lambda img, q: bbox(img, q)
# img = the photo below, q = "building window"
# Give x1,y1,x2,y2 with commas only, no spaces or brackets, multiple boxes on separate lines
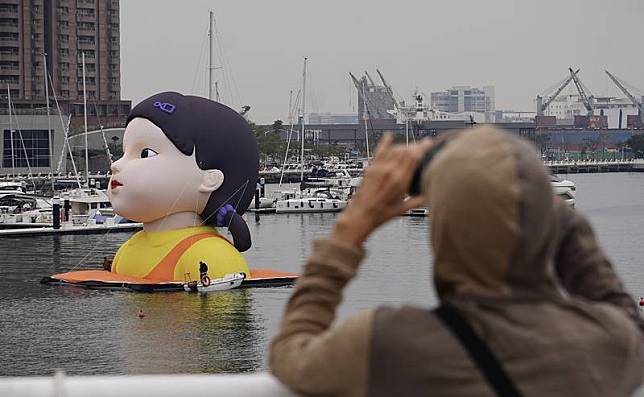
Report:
58,34,69,43
0,47,18,55
58,48,69,57
0,32,19,41
76,8,95,17
77,21,95,31
0,4,18,12
3,129,51,168
79,49,95,59
77,35,95,45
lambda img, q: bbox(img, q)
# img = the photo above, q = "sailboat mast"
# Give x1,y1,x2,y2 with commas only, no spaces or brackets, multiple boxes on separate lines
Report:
82,52,89,186
300,57,307,183
208,10,215,101
7,84,15,176
43,52,54,190
362,83,370,159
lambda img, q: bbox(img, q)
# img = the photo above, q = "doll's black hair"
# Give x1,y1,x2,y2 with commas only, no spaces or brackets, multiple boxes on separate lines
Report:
126,92,258,252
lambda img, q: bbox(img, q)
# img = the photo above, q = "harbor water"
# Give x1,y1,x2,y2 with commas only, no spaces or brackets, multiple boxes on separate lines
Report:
1,173,644,378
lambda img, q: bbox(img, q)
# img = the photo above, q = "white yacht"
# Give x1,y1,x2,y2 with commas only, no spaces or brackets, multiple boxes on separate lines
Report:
275,189,347,214
0,181,27,195
551,175,576,207
0,193,53,226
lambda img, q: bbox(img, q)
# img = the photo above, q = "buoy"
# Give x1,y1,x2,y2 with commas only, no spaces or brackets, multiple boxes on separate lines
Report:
137,310,145,318
639,297,644,307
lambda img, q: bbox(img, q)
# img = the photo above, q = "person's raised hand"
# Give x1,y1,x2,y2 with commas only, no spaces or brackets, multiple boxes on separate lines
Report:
332,133,434,248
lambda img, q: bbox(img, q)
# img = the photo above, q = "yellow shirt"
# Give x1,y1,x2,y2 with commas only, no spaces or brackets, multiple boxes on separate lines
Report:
112,226,249,282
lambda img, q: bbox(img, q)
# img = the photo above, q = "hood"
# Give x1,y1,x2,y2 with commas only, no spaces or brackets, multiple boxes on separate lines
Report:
422,126,560,300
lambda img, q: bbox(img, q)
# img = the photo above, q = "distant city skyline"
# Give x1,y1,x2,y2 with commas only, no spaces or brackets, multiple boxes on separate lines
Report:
120,0,644,124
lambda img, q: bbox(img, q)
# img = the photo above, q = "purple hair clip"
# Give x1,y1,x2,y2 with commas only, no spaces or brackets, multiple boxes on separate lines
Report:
153,101,176,114
216,204,236,227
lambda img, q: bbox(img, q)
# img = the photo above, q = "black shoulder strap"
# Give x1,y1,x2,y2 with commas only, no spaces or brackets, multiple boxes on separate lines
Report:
434,304,523,397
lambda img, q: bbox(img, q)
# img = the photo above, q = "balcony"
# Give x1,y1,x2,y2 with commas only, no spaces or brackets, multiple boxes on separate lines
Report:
0,66,19,74
76,12,96,22
77,27,96,36
0,10,19,19
0,23,19,33
0,38,18,45
0,79,19,88
77,41,95,50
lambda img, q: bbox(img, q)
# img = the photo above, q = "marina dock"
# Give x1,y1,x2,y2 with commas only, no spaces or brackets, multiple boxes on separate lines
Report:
0,222,142,237
545,159,644,174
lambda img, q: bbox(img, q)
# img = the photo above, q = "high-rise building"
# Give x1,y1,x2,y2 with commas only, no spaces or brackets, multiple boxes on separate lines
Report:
0,0,130,175
431,86,495,114
0,0,130,128
1,0,122,101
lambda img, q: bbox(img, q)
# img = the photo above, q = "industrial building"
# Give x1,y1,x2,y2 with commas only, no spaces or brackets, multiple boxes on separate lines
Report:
430,86,495,120
308,113,358,124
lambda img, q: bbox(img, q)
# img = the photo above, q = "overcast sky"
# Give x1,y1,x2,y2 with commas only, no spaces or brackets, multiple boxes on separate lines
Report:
120,0,644,124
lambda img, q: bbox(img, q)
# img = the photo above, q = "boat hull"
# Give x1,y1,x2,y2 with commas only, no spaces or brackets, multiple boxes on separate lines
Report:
275,198,346,214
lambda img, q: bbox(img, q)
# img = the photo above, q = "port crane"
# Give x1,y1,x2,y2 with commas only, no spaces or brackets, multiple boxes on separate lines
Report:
604,70,643,122
569,67,595,115
536,69,579,116
376,69,400,109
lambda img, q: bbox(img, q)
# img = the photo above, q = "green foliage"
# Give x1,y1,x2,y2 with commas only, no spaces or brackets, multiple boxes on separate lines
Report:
626,134,644,158
254,120,286,165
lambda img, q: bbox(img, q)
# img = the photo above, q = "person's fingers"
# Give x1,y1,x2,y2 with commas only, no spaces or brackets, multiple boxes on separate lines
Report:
394,196,426,214
373,133,393,160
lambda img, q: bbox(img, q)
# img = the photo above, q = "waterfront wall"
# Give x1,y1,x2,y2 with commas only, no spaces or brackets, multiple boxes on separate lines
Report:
0,372,297,397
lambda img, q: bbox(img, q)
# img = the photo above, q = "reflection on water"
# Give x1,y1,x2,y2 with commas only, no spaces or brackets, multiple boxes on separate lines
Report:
1,174,644,376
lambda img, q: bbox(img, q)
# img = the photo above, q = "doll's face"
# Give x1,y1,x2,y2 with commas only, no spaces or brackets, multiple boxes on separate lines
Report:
108,118,224,223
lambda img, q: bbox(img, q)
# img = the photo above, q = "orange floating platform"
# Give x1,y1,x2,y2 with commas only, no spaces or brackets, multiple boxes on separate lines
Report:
40,268,298,292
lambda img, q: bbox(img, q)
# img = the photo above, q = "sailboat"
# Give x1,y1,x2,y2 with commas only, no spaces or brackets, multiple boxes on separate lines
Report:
274,58,348,214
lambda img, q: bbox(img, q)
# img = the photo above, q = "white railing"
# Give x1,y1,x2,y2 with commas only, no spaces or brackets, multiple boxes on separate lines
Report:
544,159,638,166
0,372,298,397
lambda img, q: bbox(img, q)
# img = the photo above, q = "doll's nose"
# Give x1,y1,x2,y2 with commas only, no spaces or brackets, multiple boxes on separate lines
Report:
110,157,123,174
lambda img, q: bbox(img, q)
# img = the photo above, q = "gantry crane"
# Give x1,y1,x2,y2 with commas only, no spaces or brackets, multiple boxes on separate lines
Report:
569,67,595,115
605,70,643,122
376,69,399,109
536,69,579,116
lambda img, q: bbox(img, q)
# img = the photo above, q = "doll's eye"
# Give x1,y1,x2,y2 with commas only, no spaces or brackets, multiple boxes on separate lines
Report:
140,148,158,158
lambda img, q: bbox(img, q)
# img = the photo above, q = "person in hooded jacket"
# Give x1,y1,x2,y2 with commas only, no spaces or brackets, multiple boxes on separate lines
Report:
269,126,644,397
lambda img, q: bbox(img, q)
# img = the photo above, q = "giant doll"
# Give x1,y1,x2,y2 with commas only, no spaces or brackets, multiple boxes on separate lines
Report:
107,92,258,282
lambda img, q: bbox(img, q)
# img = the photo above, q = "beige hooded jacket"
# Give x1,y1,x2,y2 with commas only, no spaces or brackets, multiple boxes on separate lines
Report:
270,126,644,397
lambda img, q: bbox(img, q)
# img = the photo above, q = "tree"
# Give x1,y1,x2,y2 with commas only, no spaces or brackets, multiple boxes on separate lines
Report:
253,121,285,166
626,134,644,158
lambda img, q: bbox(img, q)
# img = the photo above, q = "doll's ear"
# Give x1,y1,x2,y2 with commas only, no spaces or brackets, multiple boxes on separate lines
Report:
199,169,225,193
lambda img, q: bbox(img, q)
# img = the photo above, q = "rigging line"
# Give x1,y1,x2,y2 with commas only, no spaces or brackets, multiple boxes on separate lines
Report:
199,179,250,226
91,99,114,164
47,71,70,172
67,224,117,271
48,72,81,186
153,175,194,233
9,102,36,191
213,17,241,107
280,89,301,186
191,26,209,94
69,171,193,271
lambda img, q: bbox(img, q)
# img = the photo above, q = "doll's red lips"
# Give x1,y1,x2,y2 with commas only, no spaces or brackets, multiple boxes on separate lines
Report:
110,179,123,189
